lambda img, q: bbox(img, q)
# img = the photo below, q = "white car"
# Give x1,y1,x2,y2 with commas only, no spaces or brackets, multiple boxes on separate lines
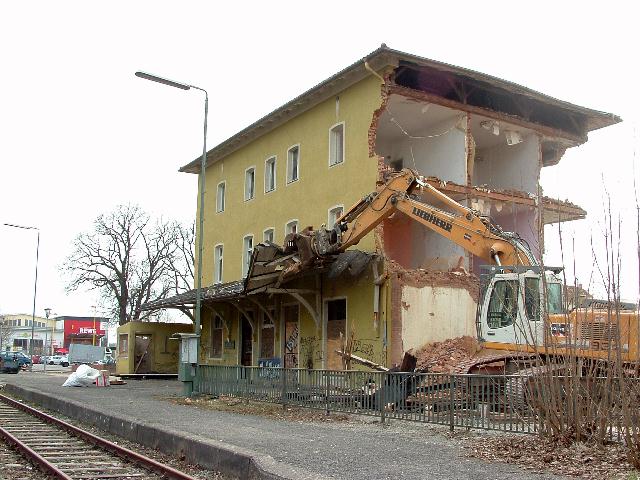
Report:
47,355,69,367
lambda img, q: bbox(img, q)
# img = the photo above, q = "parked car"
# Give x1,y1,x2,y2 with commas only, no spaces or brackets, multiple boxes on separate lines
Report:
0,353,20,373
12,352,32,368
47,355,69,367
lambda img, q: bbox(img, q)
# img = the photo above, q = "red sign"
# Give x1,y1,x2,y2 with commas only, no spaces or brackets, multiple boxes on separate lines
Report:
65,320,105,336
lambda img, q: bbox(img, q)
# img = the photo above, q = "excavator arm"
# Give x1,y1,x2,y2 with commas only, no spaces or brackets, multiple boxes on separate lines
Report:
313,169,536,267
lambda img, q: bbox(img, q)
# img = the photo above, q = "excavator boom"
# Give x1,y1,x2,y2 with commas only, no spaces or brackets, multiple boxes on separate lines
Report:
314,169,536,267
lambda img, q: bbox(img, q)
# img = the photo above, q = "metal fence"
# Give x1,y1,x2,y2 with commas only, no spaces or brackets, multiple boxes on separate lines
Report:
195,365,544,434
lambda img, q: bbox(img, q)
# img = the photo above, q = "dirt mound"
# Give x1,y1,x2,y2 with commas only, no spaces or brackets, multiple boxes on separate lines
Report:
410,336,481,373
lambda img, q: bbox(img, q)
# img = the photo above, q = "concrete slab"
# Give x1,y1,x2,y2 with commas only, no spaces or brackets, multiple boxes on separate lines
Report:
0,372,565,480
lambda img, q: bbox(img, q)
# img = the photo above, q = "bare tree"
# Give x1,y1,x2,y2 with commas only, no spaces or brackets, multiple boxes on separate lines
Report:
166,222,195,321
0,314,17,351
63,205,194,325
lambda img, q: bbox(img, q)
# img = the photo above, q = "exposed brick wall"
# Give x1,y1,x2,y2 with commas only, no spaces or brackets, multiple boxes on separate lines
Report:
389,271,404,367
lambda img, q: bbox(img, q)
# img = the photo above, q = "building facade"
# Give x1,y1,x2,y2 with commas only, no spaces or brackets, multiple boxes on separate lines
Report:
56,316,108,350
0,314,61,355
146,46,618,370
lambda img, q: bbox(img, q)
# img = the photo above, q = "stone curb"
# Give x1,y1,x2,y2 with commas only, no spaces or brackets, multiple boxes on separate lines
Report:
2,383,328,480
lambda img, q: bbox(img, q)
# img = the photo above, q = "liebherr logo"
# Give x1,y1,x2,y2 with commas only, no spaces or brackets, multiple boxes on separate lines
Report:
412,207,453,232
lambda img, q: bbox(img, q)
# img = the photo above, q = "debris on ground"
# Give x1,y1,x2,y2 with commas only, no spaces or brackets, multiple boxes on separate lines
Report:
410,336,481,373
166,395,350,423
465,434,638,479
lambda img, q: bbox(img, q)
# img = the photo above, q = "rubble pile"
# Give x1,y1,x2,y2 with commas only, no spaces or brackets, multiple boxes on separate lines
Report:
411,336,481,373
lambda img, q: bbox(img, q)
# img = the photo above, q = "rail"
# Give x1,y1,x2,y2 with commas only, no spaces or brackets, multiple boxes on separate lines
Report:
0,393,197,479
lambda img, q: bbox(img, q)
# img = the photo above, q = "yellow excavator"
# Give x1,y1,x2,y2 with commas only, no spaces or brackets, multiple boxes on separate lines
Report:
250,168,638,369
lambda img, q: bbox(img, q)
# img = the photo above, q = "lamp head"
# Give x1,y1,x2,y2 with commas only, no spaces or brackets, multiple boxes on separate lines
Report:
135,71,191,90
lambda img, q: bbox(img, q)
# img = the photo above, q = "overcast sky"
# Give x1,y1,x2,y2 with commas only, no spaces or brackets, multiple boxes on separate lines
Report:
1,1,638,319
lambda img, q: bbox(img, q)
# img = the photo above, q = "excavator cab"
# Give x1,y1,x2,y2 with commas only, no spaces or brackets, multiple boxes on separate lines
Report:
477,266,564,348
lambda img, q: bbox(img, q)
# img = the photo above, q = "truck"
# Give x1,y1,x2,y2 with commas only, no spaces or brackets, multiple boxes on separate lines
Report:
68,344,113,365
248,168,638,372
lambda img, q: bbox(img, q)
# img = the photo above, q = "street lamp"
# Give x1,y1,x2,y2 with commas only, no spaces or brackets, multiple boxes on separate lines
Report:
3,223,39,370
135,71,208,351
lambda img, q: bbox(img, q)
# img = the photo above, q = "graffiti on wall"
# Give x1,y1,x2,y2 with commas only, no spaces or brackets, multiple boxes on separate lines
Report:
299,335,323,368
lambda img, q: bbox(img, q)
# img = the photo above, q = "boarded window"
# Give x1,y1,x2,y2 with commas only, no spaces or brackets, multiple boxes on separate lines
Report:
326,299,346,370
260,313,275,359
211,316,223,358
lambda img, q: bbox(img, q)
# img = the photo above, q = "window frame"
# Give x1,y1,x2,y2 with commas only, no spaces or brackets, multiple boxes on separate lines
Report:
284,219,299,237
216,181,226,213
263,227,275,244
118,334,129,356
242,234,254,278
286,144,300,184
328,122,345,167
327,204,345,228
214,243,224,284
244,166,256,202
264,156,277,193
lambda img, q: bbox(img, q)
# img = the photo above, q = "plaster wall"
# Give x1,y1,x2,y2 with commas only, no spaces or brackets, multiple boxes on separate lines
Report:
473,134,540,194
198,75,383,285
400,285,477,352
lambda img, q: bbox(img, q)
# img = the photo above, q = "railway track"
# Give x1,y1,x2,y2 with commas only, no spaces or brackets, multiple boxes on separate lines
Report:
0,393,198,479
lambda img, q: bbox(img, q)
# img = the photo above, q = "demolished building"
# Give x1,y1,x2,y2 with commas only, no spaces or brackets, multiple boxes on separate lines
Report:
142,45,619,370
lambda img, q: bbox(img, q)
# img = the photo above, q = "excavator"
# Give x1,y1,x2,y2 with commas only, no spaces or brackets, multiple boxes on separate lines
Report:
248,168,638,370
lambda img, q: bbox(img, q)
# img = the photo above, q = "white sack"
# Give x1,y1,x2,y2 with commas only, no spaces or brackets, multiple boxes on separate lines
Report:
62,364,101,387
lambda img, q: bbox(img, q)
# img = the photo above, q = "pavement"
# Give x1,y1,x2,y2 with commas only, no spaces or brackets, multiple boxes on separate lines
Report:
0,371,565,480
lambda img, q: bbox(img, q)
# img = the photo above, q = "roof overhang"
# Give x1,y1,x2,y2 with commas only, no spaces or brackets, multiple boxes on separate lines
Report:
180,45,620,174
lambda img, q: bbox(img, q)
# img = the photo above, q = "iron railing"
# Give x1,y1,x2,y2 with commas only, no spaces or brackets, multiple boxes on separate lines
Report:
195,365,550,434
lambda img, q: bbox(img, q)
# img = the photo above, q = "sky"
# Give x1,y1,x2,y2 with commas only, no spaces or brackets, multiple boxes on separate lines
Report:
0,1,638,320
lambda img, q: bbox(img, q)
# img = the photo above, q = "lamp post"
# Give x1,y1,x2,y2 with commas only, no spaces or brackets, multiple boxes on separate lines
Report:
3,223,39,371
135,71,207,357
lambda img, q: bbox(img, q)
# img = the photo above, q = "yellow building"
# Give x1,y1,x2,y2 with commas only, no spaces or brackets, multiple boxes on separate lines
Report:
146,45,618,370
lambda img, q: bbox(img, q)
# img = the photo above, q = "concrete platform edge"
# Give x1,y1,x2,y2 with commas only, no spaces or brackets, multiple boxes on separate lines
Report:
2,382,327,480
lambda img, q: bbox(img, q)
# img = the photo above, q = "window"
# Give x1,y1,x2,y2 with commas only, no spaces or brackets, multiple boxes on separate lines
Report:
265,156,276,193
119,334,128,355
328,205,344,227
214,244,223,284
329,123,345,166
285,220,298,236
260,312,275,359
547,283,564,314
263,228,275,243
216,182,226,213
244,167,255,201
287,145,299,183
210,315,224,358
242,235,253,277
525,277,540,321
487,280,519,329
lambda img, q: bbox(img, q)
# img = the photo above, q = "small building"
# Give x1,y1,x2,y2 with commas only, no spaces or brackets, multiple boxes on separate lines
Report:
116,321,193,375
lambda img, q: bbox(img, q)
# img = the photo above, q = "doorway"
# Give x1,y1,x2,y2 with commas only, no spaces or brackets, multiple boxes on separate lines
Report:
134,334,153,373
326,298,347,370
240,315,253,366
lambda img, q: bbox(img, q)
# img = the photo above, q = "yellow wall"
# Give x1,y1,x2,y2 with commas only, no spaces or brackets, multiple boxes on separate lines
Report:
200,269,389,369
116,322,193,374
197,75,383,285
